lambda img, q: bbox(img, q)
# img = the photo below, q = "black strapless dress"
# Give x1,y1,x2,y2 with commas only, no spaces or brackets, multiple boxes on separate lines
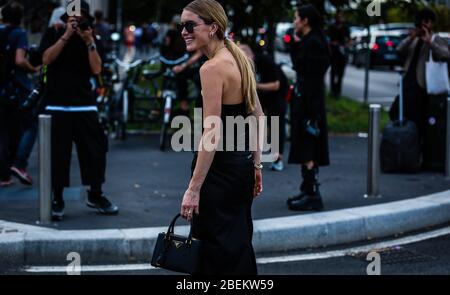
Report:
191,103,257,275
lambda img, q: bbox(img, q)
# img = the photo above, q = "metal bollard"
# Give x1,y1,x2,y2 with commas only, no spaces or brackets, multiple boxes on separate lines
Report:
365,105,382,198
38,115,52,224
446,97,450,179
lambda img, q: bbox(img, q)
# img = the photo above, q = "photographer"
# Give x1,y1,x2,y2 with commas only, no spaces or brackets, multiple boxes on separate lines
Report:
396,8,450,150
40,0,118,221
0,1,40,187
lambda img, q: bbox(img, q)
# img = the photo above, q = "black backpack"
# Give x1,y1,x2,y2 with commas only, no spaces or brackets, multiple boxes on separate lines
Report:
0,26,16,87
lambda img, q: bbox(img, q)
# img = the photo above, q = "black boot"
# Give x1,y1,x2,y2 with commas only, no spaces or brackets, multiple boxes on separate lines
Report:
286,179,308,206
286,166,313,206
288,167,324,212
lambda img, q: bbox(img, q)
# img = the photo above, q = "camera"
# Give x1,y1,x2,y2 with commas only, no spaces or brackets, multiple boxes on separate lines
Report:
78,18,92,31
21,69,46,111
70,18,92,31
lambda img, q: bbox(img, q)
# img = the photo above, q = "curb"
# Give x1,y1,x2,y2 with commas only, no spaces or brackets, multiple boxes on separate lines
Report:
1,191,449,267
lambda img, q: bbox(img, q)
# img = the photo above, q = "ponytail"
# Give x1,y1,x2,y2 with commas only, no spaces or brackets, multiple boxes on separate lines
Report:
224,39,258,113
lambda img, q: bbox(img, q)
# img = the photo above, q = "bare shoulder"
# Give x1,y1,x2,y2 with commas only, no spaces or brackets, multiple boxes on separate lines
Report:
201,58,232,76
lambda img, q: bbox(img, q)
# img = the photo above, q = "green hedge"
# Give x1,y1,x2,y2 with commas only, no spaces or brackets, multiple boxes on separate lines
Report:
326,95,390,134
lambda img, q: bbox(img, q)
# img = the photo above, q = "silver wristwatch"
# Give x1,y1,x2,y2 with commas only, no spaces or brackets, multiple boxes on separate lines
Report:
254,163,263,171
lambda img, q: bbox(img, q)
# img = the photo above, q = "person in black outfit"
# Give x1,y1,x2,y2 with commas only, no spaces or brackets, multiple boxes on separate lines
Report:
0,1,40,187
287,5,330,212
328,11,350,99
179,0,265,275
239,43,288,172
40,0,118,221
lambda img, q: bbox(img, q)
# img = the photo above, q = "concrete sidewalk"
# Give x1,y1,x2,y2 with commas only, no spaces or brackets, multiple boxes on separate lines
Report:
0,135,449,267
1,191,449,266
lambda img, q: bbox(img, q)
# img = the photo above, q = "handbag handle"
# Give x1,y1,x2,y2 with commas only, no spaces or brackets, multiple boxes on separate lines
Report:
165,214,194,242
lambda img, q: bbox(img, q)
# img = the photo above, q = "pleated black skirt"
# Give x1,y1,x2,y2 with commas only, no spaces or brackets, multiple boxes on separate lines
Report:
191,151,257,275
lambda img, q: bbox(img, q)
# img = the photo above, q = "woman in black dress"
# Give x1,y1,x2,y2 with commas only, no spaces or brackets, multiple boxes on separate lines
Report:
179,0,264,275
287,5,331,212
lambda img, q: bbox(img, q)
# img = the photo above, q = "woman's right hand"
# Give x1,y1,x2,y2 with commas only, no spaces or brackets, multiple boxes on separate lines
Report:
254,170,263,198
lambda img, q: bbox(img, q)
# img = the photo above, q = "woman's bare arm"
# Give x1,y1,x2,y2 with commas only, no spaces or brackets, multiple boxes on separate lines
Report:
188,62,223,193
251,93,265,166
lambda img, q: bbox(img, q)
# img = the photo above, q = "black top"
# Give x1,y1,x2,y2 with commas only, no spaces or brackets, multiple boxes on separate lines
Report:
254,53,280,102
39,27,96,107
290,29,330,118
255,54,279,85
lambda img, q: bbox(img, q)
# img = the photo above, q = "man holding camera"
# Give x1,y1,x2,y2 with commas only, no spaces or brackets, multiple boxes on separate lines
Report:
40,0,118,221
396,8,450,142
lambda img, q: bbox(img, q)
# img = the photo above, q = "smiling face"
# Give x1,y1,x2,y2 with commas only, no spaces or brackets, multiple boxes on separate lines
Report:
180,9,213,52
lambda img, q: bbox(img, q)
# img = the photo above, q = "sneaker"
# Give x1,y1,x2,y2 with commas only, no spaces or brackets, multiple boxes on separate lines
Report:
271,160,284,172
87,193,119,215
0,178,14,187
52,201,65,222
10,167,33,186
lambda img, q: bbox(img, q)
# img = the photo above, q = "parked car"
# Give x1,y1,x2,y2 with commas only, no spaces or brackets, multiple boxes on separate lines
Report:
353,31,405,69
275,22,295,52
350,23,413,67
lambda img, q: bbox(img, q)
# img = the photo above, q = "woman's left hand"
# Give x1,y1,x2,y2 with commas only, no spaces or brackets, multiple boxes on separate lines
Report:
181,188,200,222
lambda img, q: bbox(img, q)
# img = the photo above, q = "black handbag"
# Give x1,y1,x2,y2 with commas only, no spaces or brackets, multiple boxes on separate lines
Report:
151,214,201,274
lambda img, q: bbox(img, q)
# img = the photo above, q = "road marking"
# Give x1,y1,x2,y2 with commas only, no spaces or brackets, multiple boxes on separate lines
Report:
23,226,450,273
25,264,157,273
257,226,450,264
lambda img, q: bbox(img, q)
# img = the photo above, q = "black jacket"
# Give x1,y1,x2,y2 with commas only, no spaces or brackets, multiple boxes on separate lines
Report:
288,29,330,166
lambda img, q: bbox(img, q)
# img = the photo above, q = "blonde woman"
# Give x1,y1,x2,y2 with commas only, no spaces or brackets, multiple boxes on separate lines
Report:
179,0,264,275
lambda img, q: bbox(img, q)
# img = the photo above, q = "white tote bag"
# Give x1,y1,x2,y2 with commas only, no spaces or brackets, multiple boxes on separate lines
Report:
426,35,450,95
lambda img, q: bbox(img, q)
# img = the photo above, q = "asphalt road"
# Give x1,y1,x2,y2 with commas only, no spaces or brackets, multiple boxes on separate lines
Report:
2,226,450,275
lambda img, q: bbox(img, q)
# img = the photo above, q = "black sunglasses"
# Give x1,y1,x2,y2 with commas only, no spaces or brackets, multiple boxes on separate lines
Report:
177,21,209,34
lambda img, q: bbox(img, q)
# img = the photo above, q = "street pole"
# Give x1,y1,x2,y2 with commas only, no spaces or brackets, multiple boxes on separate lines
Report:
363,25,371,105
365,104,381,198
445,97,450,179
116,0,123,33
38,115,52,225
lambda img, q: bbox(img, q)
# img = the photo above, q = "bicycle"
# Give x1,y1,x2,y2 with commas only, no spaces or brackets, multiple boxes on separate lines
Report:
112,53,195,151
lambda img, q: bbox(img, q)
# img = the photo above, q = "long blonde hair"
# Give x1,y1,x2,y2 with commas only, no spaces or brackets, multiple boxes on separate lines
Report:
185,0,258,113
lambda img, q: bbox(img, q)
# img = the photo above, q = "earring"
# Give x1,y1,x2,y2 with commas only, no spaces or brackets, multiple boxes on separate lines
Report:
210,32,214,38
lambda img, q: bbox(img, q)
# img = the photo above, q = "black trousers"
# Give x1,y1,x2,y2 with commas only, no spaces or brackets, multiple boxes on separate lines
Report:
0,104,22,180
330,46,347,97
47,111,108,189
260,95,287,156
